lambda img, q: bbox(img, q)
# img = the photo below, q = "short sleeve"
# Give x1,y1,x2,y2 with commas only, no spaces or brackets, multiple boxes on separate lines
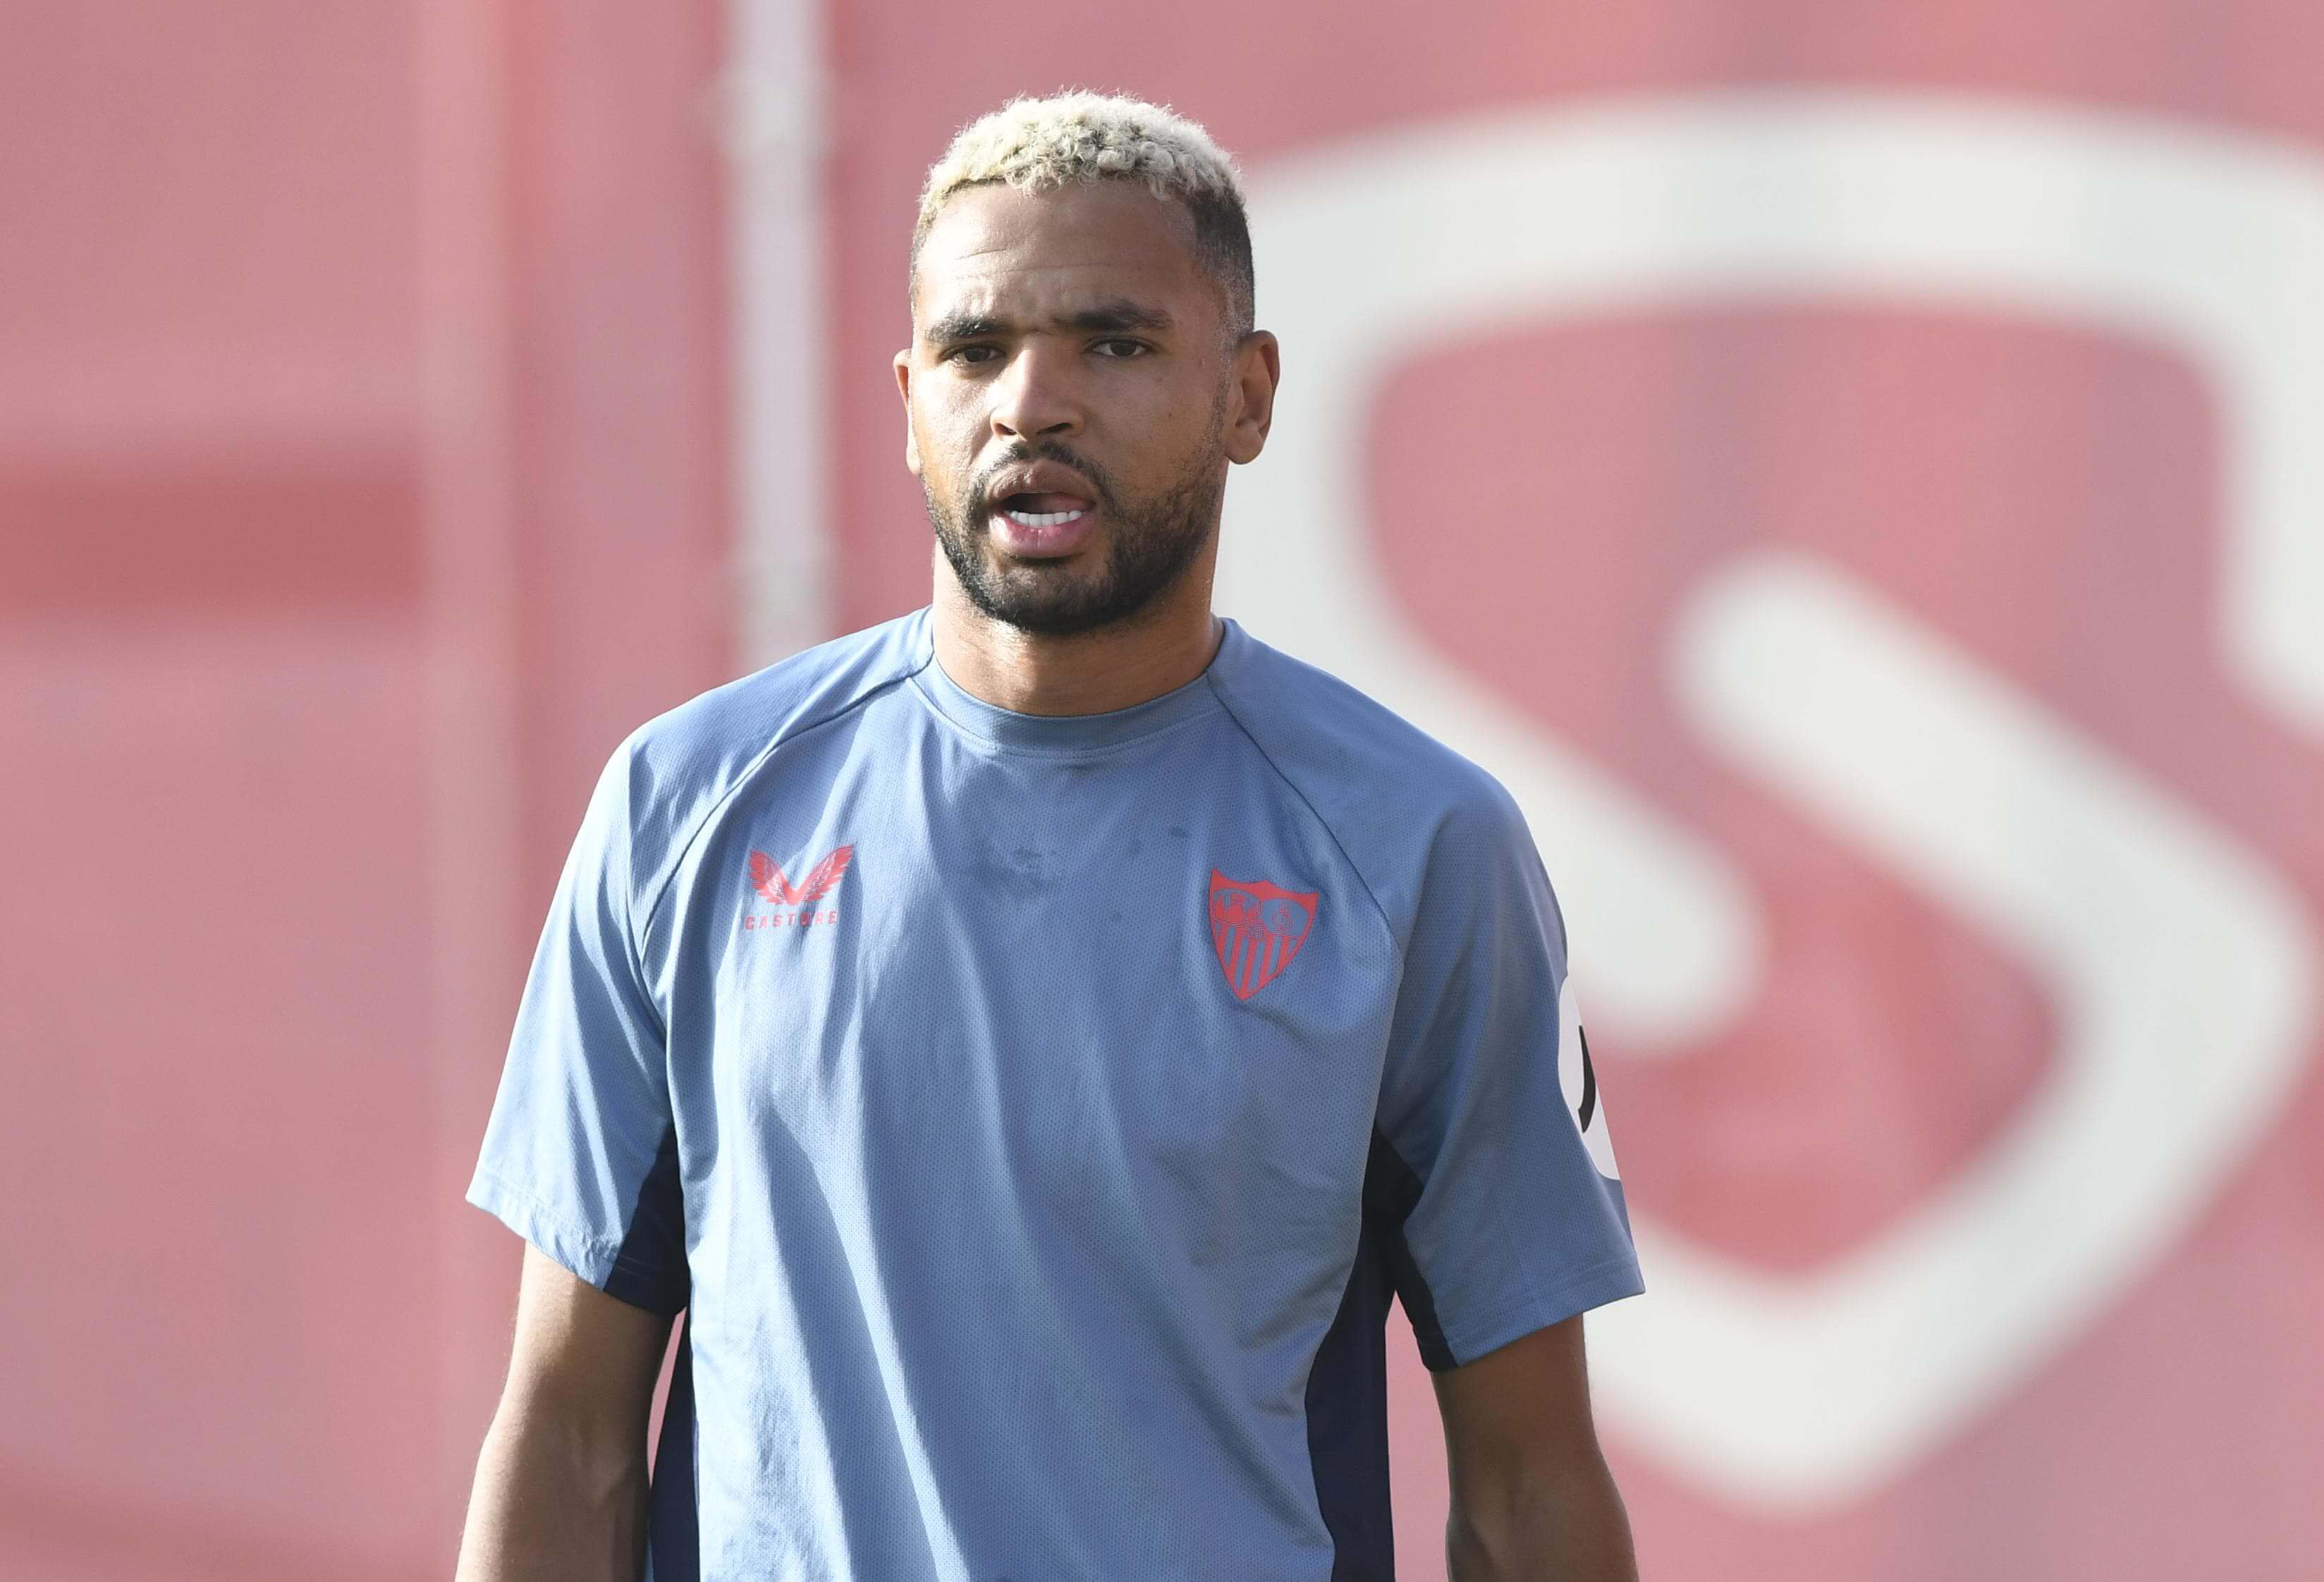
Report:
1371,779,1641,1371
465,739,689,1316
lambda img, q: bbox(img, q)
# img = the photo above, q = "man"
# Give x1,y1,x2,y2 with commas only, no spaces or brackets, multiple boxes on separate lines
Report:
455,91,1641,1581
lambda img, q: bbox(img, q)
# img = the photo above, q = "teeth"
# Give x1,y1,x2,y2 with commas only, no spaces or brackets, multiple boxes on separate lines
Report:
1008,508,1087,527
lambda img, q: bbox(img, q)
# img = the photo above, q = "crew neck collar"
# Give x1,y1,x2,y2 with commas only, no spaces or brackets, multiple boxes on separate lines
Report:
907,610,1240,756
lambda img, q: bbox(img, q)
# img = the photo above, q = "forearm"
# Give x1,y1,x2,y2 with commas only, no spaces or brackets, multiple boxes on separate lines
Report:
1445,1455,1638,1582
454,1401,652,1582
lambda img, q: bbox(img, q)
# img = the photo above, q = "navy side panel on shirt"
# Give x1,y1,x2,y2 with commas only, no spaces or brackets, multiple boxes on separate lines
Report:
648,1316,699,1582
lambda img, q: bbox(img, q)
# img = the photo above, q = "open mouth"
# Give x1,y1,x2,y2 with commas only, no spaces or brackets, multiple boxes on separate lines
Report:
995,491,1092,527
986,490,1100,558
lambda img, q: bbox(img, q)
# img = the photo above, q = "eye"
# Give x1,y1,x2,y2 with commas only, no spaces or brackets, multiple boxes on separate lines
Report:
1091,338,1150,359
946,343,1002,367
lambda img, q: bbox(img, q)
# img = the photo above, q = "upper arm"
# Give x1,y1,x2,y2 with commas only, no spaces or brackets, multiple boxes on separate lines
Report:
456,1246,674,1582
1433,1316,1637,1580
499,1241,675,1447
1431,1314,1605,1489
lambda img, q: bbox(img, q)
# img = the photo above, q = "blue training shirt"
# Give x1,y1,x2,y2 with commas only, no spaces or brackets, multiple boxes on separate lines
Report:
467,609,1641,1582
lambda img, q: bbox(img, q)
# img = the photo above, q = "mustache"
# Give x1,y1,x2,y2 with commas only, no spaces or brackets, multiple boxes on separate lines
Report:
968,441,1120,517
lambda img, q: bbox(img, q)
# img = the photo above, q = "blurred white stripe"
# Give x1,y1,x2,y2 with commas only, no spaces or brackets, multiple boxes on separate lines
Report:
726,0,834,667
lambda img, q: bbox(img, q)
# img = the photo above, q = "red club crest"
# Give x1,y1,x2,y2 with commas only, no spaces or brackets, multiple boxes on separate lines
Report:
1207,870,1319,1001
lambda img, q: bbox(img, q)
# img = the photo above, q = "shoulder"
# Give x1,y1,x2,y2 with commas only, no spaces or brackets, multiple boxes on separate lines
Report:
1206,618,1516,826
604,610,930,871
1204,620,1530,924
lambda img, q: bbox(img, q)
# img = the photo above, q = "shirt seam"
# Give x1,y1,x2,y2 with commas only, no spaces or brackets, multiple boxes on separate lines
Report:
636,667,919,959
1204,673,1399,944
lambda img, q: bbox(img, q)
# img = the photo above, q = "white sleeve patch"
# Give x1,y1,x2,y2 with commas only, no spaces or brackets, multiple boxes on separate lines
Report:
1558,976,1621,1180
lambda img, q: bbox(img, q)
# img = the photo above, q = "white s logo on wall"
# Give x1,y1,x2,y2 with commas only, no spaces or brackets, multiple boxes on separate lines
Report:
1225,93,2324,1511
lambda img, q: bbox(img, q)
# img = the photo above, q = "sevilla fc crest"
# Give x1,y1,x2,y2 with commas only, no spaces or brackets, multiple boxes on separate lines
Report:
1208,870,1319,1000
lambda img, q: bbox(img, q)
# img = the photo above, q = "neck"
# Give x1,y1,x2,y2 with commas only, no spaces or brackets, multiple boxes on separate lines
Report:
930,548,1223,717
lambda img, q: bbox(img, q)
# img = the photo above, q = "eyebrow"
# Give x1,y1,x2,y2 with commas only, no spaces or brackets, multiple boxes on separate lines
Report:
923,298,1176,345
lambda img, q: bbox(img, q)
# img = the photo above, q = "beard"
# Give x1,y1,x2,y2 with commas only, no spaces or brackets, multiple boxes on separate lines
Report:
922,431,1225,639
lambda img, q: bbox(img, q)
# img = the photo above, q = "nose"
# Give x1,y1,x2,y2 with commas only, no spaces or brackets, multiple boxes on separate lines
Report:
989,340,1082,443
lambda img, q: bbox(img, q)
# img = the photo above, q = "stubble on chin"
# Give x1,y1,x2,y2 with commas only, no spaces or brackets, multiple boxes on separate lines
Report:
922,467,1221,640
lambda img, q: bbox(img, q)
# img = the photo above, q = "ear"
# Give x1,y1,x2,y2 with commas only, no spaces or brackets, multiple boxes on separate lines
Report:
1224,330,1280,467
893,348,922,476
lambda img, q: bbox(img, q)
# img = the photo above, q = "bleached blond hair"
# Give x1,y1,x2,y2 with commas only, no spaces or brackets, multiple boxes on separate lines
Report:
912,91,1256,338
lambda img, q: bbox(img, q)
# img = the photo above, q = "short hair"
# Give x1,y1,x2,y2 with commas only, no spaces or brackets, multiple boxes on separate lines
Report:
912,90,1256,341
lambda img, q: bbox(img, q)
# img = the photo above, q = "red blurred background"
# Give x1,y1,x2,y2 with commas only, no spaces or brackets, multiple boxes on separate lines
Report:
5,3,2322,1578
